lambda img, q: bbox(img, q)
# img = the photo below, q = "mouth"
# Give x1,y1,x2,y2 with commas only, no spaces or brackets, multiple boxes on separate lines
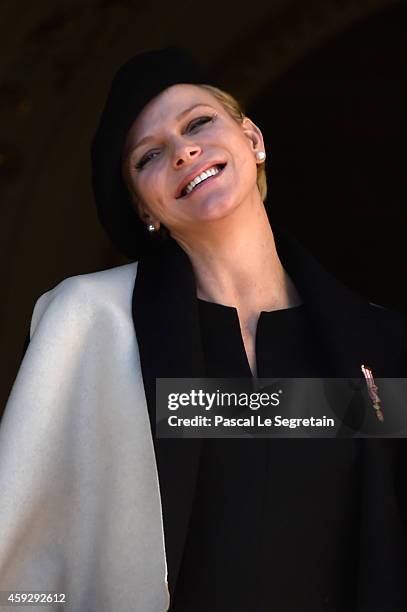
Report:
177,163,227,200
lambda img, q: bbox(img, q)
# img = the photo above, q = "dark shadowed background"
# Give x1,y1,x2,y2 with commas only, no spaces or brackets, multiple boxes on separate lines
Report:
1,0,406,411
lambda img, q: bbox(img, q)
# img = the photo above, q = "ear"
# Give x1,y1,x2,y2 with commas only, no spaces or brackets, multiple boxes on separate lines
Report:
241,116,266,161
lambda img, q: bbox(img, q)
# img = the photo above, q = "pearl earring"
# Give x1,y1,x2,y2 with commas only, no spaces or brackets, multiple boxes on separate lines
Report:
256,151,266,161
147,223,156,233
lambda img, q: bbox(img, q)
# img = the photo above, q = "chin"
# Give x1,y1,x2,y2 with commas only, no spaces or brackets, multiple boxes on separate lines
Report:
194,195,238,222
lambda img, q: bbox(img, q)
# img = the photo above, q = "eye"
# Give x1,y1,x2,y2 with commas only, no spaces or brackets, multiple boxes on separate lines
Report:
134,114,217,170
187,114,216,132
135,149,160,170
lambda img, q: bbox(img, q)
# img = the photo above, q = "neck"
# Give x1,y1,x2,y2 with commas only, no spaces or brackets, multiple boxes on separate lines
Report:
172,196,303,313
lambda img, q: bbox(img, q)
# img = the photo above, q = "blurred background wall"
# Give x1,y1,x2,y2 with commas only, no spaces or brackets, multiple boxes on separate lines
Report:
1,0,406,410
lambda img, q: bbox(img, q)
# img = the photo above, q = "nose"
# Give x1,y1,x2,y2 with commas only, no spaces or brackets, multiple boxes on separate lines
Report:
173,144,201,168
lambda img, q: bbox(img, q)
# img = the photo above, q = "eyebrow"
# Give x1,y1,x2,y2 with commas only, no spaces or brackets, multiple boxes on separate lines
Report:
130,103,213,155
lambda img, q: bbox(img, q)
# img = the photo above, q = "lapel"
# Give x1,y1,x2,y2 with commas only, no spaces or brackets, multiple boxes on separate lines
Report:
131,222,385,598
132,238,205,599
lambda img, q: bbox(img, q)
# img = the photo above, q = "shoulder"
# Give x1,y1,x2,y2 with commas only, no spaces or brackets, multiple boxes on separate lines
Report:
30,262,138,338
48,261,138,297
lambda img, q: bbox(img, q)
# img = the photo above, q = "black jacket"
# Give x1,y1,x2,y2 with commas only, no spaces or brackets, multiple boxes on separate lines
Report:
132,224,407,611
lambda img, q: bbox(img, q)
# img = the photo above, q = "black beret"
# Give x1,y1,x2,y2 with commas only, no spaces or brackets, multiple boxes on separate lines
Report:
90,47,222,261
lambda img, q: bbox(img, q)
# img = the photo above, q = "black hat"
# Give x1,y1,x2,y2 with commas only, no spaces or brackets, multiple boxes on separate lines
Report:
91,47,223,261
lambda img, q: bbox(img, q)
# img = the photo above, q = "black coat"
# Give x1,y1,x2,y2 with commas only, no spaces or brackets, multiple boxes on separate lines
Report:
132,225,407,611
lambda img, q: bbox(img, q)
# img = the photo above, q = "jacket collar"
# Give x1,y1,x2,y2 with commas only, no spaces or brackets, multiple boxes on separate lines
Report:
131,223,376,599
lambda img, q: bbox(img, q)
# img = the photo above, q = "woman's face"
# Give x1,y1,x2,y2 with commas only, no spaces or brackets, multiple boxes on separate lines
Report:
123,83,265,237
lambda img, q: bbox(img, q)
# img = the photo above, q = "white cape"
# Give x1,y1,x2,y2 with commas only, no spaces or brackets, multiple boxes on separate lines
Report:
0,263,170,611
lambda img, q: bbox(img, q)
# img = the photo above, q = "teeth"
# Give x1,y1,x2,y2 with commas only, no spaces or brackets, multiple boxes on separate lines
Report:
184,165,221,195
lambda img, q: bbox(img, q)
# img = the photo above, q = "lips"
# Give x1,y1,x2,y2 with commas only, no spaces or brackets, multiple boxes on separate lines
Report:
175,162,227,199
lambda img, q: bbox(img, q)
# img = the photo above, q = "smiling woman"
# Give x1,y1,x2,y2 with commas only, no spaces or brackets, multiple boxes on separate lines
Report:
122,84,267,199
120,82,268,255
1,46,407,612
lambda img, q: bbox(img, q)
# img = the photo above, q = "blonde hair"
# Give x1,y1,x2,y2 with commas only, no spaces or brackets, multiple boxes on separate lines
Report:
198,84,267,202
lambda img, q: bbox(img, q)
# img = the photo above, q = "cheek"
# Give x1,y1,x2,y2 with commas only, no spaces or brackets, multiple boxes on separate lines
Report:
136,175,169,216
234,149,254,180
228,133,250,165
138,168,162,196
238,139,257,173
132,176,155,208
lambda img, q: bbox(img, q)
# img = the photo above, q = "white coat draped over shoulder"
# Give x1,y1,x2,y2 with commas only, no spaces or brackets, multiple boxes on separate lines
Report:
0,263,170,612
